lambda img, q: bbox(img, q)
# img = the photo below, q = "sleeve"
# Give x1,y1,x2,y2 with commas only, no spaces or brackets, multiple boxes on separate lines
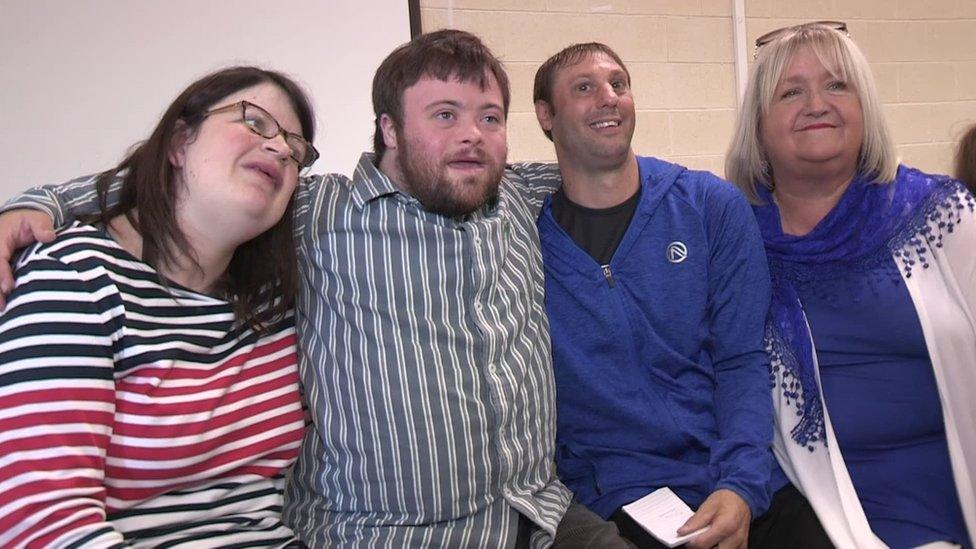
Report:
0,251,127,548
0,173,117,229
1,172,320,241
506,162,562,214
291,174,323,241
702,178,775,518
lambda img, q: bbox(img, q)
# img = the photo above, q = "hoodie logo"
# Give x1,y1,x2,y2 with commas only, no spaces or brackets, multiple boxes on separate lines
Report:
666,241,688,264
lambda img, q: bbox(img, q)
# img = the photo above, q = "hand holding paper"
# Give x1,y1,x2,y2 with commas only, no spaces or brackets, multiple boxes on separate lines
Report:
621,487,710,548
680,488,751,549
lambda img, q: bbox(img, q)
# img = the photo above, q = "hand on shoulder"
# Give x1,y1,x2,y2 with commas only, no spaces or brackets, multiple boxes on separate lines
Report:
0,208,56,306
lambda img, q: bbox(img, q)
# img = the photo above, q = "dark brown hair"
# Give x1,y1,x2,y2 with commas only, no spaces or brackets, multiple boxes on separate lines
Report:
371,29,510,161
533,43,631,140
91,66,314,332
954,122,976,195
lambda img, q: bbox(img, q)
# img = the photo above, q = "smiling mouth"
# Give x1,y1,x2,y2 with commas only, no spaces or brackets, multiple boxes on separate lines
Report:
591,120,621,129
799,123,835,131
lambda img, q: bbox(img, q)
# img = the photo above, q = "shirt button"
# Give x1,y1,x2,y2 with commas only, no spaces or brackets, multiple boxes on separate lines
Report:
474,237,482,246
488,363,497,374
499,426,507,436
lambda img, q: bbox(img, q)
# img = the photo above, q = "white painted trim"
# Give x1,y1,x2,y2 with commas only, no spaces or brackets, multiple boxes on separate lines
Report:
732,0,749,107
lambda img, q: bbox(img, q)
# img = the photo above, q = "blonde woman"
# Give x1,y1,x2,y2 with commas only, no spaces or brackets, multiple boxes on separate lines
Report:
726,22,975,548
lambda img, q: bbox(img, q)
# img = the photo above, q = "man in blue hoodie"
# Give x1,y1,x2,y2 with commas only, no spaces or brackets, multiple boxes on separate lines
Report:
528,43,783,549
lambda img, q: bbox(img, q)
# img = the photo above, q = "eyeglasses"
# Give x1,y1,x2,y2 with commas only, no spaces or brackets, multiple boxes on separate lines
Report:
754,21,849,58
204,100,320,169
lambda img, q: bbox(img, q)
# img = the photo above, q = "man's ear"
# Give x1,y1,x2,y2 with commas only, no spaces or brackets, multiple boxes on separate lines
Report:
167,120,193,168
534,100,554,133
379,114,398,151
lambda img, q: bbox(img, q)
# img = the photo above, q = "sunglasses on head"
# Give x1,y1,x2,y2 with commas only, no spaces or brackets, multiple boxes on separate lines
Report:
754,21,849,58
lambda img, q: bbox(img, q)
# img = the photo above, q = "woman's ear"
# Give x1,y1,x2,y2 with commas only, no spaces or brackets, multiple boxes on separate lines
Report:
167,120,193,168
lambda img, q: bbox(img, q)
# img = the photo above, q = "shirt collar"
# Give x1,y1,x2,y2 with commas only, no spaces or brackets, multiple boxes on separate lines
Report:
350,152,406,209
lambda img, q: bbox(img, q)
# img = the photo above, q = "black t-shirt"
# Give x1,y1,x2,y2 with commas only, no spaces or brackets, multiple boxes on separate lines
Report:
550,186,641,265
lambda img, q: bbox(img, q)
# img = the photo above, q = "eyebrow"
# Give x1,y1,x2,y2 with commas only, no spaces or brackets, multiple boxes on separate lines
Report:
781,64,841,83
568,69,629,83
424,99,503,112
779,75,807,84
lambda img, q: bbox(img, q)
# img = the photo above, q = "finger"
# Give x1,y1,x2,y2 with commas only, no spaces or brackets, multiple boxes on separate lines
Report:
685,526,726,549
0,226,30,300
0,230,15,277
0,256,13,308
685,507,739,549
0,276,13,308
678,506,714,535
30,224,57,243
22,215,56,244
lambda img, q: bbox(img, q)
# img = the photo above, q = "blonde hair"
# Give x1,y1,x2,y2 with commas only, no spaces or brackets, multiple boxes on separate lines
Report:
725,23,898,203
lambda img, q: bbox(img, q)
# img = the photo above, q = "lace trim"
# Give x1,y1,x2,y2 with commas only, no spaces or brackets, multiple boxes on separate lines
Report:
892,181,975,277
767,322,823,451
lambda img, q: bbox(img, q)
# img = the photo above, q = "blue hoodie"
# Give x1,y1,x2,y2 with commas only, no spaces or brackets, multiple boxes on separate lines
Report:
537,156,773,519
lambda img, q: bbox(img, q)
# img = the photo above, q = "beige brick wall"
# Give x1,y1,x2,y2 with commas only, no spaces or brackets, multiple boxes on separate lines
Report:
420,0,976,178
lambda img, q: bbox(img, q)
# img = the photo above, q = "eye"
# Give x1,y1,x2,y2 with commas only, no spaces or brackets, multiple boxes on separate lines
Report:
483,114,502,125
576,83,591,92
827,80,848,91
435,111,456,121
611,79,627,90
243,113,273,135
780,87,801,99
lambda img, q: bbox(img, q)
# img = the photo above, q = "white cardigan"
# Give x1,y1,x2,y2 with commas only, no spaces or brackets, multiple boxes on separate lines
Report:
771,188,976,548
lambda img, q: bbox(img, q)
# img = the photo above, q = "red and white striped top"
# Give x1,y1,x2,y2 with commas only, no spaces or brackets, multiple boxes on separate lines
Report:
0,224,304,548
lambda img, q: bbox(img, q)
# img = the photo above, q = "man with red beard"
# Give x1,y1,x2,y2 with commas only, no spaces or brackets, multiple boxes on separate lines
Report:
0,31,637,548
526,43,832,549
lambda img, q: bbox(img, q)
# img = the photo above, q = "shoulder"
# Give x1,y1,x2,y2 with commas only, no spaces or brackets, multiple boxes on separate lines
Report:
892,164,974,231
640,156,751,216
505,162,561,194
18,222,122,269
681,170,746,207
893,164,964,192
507,162,561,182
298,172,354,201
500,163,561,214
294,172,357,234
5,224,128,331
885,165,975,277
12,222,144,304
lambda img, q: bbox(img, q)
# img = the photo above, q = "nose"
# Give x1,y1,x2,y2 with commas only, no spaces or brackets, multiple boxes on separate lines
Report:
804,89,829,117
598,83,619,108
262,132,293,163
458,117,484,145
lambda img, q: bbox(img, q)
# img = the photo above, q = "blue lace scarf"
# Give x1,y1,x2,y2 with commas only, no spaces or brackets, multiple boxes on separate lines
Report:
754,165,974,451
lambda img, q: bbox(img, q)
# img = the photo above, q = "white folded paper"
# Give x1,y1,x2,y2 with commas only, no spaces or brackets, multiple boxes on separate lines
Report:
621,487,710,548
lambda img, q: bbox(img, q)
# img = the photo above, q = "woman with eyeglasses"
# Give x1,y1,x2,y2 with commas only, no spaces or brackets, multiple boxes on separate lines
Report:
0,66,318,547
726,22,975,549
